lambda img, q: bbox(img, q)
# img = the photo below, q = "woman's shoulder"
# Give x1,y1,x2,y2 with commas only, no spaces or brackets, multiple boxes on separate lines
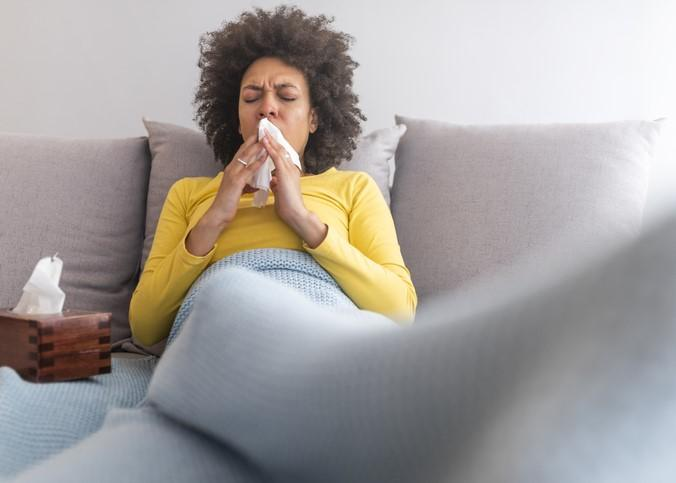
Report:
308,167,382,207
329,168,382,199
312,166,374,188
170,174,215,191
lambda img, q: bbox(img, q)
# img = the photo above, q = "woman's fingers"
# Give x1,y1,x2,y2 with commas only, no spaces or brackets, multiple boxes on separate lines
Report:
262,130,295,172
239,147,268,187
248,146,268,168
235,147,267,182
233,134,262,163
261,131,280,169
235,142,267,167
232,134,257,160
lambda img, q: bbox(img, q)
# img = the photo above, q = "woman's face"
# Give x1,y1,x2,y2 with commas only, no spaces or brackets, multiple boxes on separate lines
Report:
238,57,318,164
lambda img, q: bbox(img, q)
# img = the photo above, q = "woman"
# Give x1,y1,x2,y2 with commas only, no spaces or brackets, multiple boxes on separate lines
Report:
0,6,416,477
128,5,417,348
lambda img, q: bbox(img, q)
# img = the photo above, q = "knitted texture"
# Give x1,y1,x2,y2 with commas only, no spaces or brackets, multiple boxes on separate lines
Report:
0,355,157,478
167,248,358,345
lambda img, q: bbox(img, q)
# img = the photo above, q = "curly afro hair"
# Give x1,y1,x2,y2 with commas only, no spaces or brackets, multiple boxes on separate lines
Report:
193,4,367,174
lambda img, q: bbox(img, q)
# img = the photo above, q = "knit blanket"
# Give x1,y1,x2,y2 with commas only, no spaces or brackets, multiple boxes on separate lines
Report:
166,248,359,346
0,356,158,478
0,248,357,479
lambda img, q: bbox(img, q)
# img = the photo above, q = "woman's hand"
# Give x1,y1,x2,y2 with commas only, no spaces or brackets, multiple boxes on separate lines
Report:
262,129,328,248
260,129,306,223
208,133,269,225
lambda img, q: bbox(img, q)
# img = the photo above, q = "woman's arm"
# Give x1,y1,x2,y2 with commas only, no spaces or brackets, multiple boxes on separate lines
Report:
259,131,415,320
129,179,222,347
130,138,271,347
186,210,230,256
302,173,418,323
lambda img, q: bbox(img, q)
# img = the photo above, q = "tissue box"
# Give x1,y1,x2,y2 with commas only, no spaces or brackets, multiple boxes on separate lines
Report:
0,308,112,382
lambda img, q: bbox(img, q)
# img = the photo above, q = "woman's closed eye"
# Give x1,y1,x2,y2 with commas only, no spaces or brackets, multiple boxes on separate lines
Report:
243,96,296,103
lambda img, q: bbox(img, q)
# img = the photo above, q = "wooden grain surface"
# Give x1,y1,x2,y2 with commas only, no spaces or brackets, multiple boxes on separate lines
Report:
0,308,112,382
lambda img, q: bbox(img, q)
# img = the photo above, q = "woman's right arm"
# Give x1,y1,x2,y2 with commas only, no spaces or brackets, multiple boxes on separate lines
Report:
186,210,230,256
129,179,225,347
129,134,269,347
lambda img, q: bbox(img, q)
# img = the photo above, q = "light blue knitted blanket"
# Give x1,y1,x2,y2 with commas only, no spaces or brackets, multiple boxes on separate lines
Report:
0,356,158,478
0,248,356,479
166,248,358,346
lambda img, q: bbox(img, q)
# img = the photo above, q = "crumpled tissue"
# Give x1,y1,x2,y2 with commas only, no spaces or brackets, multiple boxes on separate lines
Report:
250,117,302,207
11,253,66,315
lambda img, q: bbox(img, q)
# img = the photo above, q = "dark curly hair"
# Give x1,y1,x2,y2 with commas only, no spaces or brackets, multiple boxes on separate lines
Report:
192,4,367,174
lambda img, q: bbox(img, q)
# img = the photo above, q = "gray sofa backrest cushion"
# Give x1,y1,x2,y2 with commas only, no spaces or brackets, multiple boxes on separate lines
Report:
141,119,223,273
391,115,664,303
0,132,150,343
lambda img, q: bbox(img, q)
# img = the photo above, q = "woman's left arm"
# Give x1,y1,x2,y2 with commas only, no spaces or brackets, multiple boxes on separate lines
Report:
301,173,418,324
262,130,417,323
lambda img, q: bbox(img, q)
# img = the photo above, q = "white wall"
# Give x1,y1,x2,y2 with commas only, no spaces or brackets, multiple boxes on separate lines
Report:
1,0,675,223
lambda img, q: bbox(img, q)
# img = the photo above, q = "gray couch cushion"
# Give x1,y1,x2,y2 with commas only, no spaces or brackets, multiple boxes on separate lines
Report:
0,132,150,343
141,118,222,273
141,119,405,271
391,115,664,302
339,123,406,205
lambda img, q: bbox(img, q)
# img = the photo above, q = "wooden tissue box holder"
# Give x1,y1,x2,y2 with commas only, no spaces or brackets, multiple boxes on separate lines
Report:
0,308,112,382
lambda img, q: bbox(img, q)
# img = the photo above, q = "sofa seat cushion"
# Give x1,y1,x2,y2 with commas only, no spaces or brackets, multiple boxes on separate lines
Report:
0,132,151,343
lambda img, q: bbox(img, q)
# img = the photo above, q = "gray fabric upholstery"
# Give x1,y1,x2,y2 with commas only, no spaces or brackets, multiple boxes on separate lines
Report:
141,118,223,272
140,119,405,271
0,132,150,343
391,115,664,302
339,123,406,205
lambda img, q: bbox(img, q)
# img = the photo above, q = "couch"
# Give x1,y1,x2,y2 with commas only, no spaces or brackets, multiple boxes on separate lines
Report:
1,115,673,482
0,116,663,349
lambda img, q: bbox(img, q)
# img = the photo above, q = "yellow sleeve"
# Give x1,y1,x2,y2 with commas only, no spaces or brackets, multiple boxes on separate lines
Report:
128,178,218,346
302,173,417,324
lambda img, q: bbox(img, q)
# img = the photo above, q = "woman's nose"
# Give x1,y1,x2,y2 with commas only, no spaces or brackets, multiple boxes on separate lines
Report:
258,93,278,119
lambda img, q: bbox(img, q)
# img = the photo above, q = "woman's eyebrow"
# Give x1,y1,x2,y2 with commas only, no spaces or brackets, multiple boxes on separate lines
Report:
242,83,300,91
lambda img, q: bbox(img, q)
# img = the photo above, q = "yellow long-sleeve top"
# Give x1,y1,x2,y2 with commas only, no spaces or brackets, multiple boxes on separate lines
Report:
129,166,417,347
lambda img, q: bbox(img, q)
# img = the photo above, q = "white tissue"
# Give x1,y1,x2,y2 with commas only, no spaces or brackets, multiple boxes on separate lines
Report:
11,254,66,315
250,118,302,207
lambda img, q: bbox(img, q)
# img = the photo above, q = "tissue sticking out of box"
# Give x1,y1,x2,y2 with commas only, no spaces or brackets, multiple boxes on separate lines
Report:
11,253,66,315
250,117,302,208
